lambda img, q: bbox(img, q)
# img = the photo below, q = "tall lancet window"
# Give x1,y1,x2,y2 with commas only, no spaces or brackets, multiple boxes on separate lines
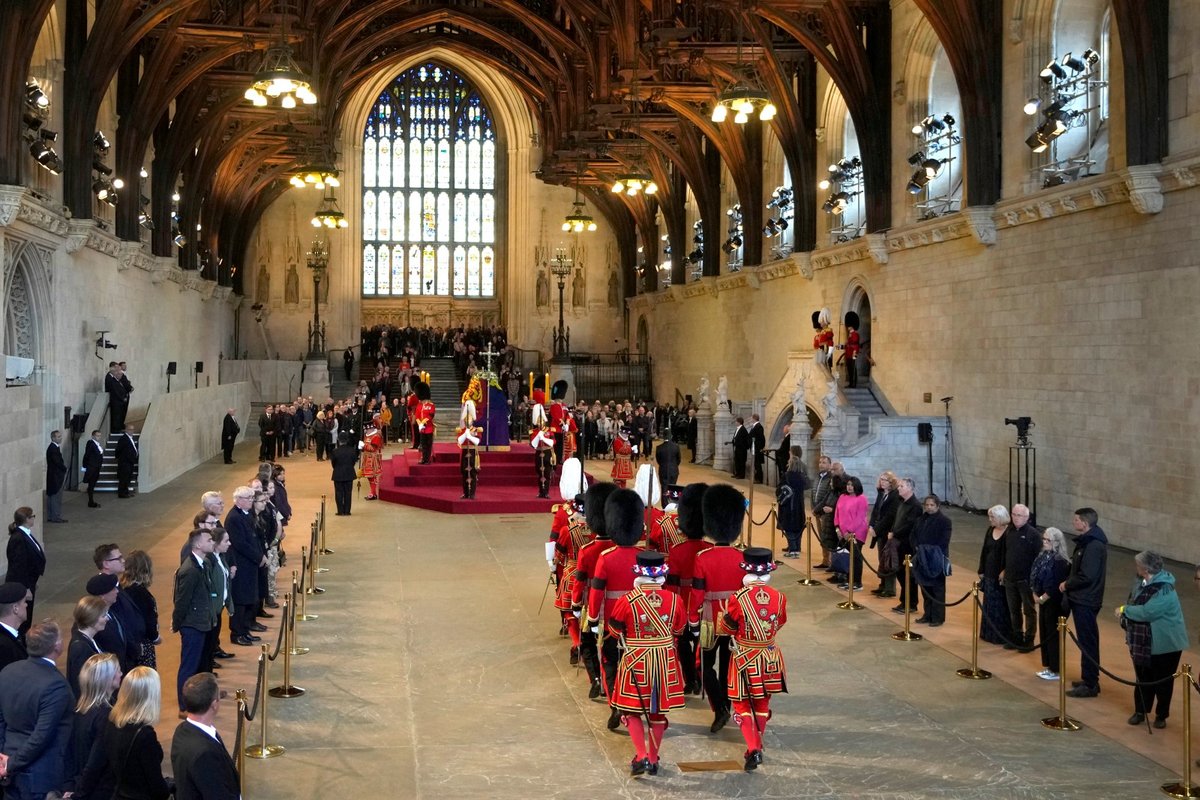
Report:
361,63,497,297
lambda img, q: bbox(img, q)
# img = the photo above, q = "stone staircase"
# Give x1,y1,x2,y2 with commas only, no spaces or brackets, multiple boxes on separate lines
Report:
843,387,887,436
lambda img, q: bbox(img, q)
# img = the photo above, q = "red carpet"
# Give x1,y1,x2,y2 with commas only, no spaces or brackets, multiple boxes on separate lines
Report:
378,443,589,514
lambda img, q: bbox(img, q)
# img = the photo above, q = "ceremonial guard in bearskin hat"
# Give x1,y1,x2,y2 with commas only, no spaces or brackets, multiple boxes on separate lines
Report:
550,460,591,664
689,483,749,734
456,384,483,499
812,307,834,365
666,483,712,694
572,482,618,699
530,404,555,498
608,549,686,777
586,488,647,731
719,546,788,771
610,427,635,487
413,379,436,464
360,414,384,500
549,380,577,463
406,384,421,448
841,310,861,388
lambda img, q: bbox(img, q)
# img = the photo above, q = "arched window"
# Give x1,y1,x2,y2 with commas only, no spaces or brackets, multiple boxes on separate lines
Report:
362,63,498,298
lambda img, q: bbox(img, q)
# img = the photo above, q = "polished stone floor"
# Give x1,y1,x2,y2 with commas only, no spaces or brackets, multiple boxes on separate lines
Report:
32,440,1200,799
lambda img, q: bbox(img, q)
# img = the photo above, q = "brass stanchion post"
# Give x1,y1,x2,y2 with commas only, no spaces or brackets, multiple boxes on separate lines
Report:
798,519,820,587
1041,616,1081,730
956,581,992,679
319,494,333,554
837,536,864,610
235,688,247,796
295,568,317,622
314,519,329,573
891,555,924,641
307,529,325,594
769,504,778,559
744,464,754,549
269,597,305,698
289,586,310,655
244,646,284,758
1161,664,1198,798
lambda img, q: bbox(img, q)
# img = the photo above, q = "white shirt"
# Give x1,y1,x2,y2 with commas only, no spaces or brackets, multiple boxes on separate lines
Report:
185,718,221,742
0,621,17,639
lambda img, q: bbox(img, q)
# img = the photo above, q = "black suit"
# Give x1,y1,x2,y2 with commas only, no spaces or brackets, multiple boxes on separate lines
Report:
749,422,766,483
0,625,26,672
45,443,66,497
0,657,74,798
687,416,698,462
115,433,138,497
258,413,276,461
731,425,750,479
83,438,104,506
171,720,240,800
221,413,240,464
105,372,129,432
654,440,681,497
329,444,359,515
224,508,262,640
66,630,102,699
5,528,45,637
774,433,791,485
80,720,171,800
95,592,144,674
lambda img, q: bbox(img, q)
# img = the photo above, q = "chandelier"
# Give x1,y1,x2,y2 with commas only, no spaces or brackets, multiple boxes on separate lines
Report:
289,162,340,190
562,200,597,233
310,189,348,229
611,168,657,197
710,1,776,124
244,6,316,109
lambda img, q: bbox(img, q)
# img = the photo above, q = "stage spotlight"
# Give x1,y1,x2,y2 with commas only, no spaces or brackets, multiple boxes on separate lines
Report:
1025,131,1049,153
1023,97,1041,116
906,171,930,194
25,81,49,109
94,131,110,152
942,114,956,127
1039,59,1066,82
1081,48,1100,68
1063,52,1086,73
907,151,925,167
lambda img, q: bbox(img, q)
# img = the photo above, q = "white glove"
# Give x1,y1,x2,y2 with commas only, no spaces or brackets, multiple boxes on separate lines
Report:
544,541,556,567
357,440,365,450
631,445,639,454
572,610,581,618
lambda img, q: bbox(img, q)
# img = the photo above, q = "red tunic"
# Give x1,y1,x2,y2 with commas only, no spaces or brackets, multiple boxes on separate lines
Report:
720,582,788,699
417,401,436,434
813,328,834,352
610,436,634,481
360,430,383,478
665,539,713,600
572,537,610,608
845,329,861,359
646,509,683,554
608,586,687,713
587,545,643,627
688,545,745,626
554,519,593,611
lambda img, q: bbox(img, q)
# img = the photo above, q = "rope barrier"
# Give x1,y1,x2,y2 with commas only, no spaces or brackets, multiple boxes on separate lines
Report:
241,651,267,723
929,588,974,608
265,607,288,662
749,507,776,528
972,596,1044,652
1065,629,1177,688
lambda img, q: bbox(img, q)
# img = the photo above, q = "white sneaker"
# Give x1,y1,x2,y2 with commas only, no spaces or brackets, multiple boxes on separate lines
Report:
1037,670,1059,681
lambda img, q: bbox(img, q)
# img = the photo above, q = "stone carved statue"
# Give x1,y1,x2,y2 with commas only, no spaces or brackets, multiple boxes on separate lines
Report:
791,367,807,419
716,375,729,408
536,268,550,308
607,270,619,308
698,374,711,407
255,262,270,305
822,379,842,429
284,263,300,304
572,268,586,308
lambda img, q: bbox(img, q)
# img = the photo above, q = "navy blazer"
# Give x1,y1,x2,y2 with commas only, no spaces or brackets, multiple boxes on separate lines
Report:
171,720,240,800
0,657,73,795
5,529,46,591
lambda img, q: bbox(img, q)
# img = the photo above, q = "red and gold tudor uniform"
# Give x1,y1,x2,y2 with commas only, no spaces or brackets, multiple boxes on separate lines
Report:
662,507,711,694
456,424,482,499
572,525,611,698
531,425,555,498
360,419,384,499
646,507,682,555
587,539,644,710
552,503,592,656
607,551,686,777
718,547,788,771
689,540,745,730
610,431,634,487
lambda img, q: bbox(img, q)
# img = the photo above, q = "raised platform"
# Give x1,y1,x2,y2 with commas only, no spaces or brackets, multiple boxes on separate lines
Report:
378,443,585,514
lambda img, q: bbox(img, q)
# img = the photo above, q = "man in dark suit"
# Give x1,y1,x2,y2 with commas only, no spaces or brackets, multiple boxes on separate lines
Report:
173,528,217,715
749,414,767,484
221,409,240,465
115,425,139,498
0,583,29,671
82,430,105,508
104,361,129,432
224,487,264,647
654,435,681,500
258,404,276,461
731,417,750,479
173,672,240,800
5,508,45,639
0,620,73,799
276,404,293,458
774,423,791,487
44,430,68,524
92,543,146,670
329,434,360,516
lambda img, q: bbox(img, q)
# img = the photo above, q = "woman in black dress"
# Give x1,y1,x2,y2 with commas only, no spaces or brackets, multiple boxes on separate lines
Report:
119,550,160,668
977,505,1012,644
79,666,173,800
67,652,121,799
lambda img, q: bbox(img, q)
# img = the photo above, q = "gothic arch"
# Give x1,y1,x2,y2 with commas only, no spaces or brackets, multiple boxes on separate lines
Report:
2,239,53,368
635,315,649,357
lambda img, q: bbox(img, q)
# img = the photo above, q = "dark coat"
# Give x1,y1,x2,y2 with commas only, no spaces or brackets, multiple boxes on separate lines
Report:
104,373,129,404
115,434,139,467
82,438,105,485
0,657,74,795
732,426,750,456
0,625,26,672
749,422,766,455
1002,522,1042,582
258,413,276,439
890,494,922,549
96,592,144,673
221,413,240,445
774,433,790,474
5,528,46,591
66,704,112,797
173,556,215,633
80,720,171,800
868,488,899,547
171,720,240,800
1063,525,1108,610
224,508,263,606
46,443,67,495
654,440,681,485
329,445,359,482
122,582,159,645
776,468,808,533
66,630,102,699
811,471,836,518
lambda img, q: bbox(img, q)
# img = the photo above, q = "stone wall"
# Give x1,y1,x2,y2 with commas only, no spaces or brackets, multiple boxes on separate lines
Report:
219,360,306,403
0,384,45,519
139,382,250,493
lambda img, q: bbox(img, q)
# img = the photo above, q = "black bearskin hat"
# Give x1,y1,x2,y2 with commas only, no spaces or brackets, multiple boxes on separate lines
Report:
702,484,746,545
844,310,860,330
605,488,645,547
414,380,431,401
677,482,709,541
584,482,618,538
550,379,569,401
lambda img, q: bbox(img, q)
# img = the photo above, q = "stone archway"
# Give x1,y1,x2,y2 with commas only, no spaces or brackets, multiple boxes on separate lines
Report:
842,279,873,385
635,315,649,357
2,239,52,367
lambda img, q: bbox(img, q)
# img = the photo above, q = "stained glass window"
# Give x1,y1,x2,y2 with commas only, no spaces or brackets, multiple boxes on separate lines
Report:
362,63,499,297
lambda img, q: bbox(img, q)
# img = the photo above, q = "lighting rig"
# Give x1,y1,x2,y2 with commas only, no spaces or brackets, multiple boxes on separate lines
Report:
1024,49,1106,187
22,80,61,174
905,114,960,219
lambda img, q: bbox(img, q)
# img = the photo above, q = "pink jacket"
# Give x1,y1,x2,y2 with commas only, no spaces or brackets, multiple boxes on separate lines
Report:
834,493,869,543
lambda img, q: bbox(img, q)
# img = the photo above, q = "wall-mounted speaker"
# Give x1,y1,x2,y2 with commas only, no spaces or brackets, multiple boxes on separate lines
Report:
917,422,933,443
166,361,177,375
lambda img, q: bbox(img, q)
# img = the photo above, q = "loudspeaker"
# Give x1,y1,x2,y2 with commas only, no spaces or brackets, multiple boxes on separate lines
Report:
195,361,204,374
917,422,933,443
166,361,177,375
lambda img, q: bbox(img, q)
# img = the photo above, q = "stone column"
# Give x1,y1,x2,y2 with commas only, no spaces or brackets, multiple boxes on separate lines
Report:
712,403,733,473
694,402,714,465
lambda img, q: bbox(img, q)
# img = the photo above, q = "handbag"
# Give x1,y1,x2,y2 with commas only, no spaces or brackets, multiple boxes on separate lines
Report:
879,538,900,576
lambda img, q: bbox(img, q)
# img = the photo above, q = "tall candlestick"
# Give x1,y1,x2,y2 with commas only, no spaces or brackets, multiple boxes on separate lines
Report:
528,371,534,398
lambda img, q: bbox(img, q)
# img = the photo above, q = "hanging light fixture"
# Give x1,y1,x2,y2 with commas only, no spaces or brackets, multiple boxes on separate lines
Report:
244,4,317,109
289,162,340,190
562,162,598,232
311,188,348,229
710,1,776,124
610,168,658,197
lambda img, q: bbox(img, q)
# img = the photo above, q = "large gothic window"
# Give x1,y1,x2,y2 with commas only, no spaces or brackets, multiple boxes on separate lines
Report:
362,63,497,298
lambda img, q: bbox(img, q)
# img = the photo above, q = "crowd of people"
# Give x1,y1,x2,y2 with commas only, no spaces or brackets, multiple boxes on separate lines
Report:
0,458,300,798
